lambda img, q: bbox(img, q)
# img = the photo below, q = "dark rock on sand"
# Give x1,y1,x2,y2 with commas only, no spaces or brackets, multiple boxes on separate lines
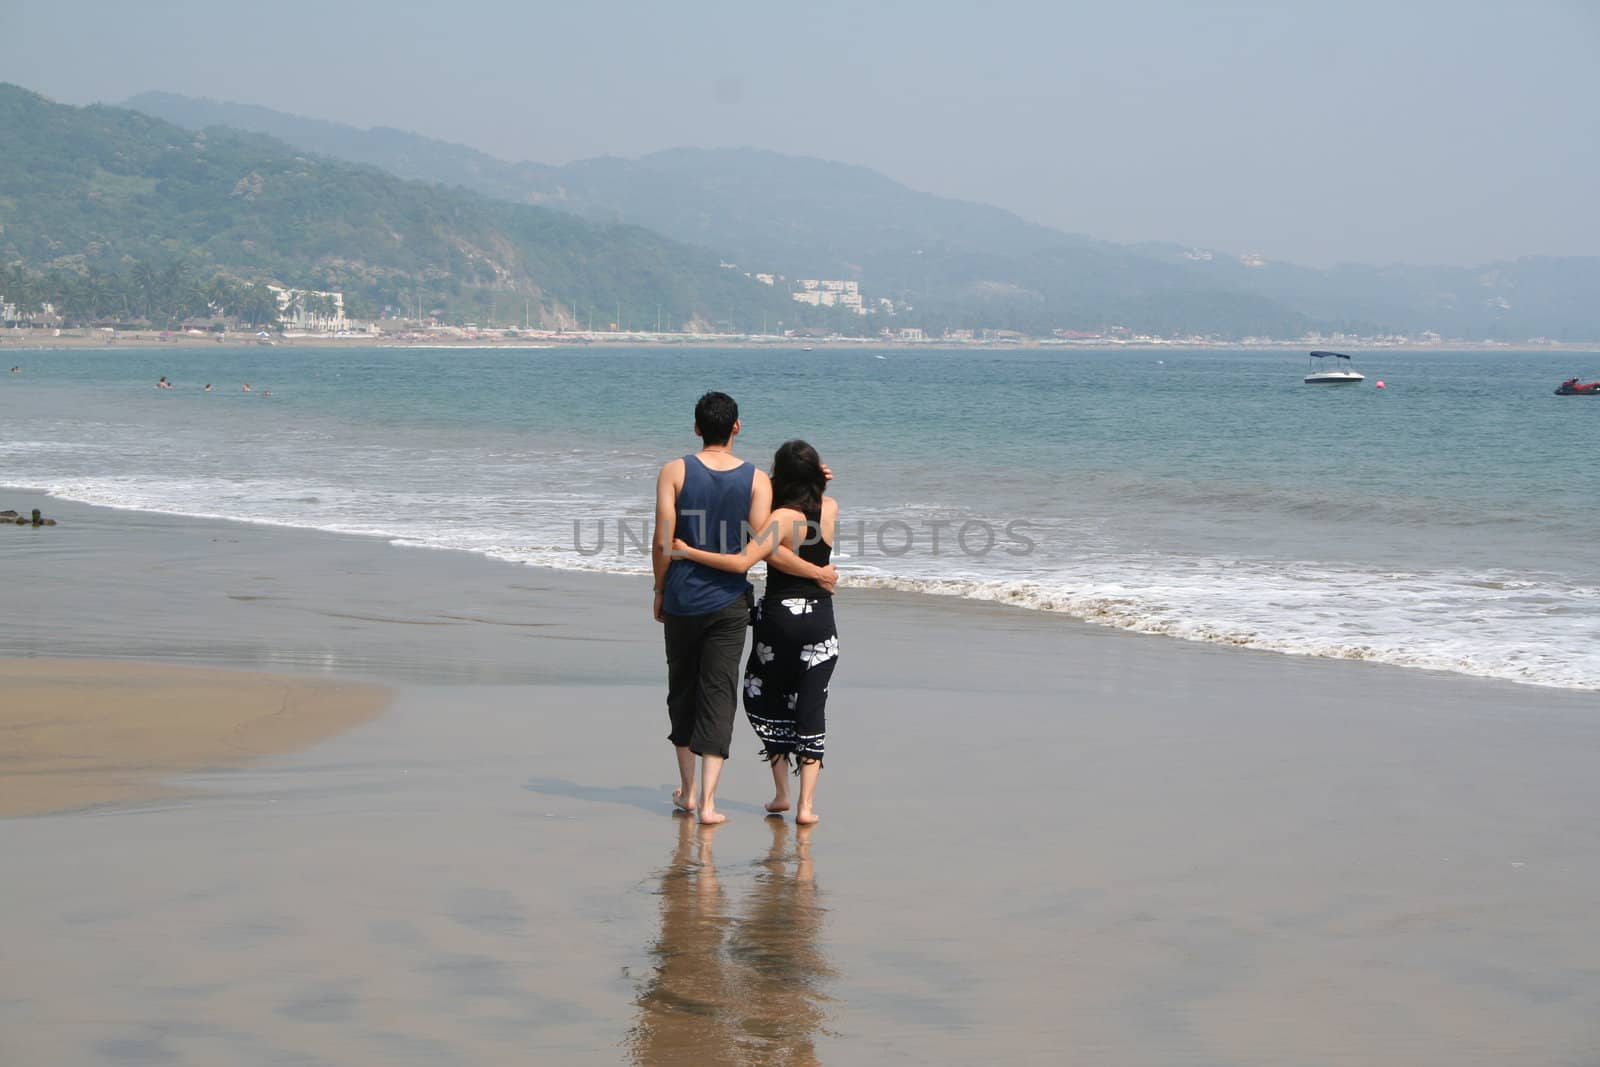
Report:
4,508,56,527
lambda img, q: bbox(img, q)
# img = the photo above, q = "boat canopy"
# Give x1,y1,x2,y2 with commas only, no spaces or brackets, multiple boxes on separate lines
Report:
1308,351,1353,360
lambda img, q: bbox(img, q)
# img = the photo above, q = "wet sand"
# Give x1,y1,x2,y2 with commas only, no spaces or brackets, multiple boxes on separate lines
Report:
3,491,1600,1065
0,660,387,816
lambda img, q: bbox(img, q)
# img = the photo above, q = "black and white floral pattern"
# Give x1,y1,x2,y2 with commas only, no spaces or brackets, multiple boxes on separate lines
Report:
741,594,839,770
799,635,839,669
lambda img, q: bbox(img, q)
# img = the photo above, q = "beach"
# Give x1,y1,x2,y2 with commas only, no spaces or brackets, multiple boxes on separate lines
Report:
7,327,1599,353
0,659,385,817
3,490,1599,1065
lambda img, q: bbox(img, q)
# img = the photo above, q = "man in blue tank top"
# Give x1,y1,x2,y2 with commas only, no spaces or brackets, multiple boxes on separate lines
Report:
652,392,835,824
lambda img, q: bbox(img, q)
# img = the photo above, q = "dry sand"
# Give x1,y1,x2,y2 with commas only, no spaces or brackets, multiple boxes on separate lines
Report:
0,659,388,816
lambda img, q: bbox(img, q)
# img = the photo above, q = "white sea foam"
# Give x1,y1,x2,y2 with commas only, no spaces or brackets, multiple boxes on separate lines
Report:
8,348,1600,695
843,569,1600,691
14,472,1600,692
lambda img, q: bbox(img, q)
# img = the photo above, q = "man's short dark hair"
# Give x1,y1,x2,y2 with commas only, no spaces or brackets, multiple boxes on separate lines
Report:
694,392,739,446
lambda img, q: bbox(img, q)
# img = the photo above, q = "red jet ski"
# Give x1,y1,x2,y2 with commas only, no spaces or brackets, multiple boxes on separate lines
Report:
1555,377,1600,395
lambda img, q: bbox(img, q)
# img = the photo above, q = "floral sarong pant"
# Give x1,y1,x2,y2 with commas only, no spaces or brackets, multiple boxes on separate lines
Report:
743,594,838,768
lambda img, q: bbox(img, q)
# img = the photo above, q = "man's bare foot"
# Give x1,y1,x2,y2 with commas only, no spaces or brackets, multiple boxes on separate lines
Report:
671,788,696,814
765,796,791,815
795,809,820,825
697,809,728,825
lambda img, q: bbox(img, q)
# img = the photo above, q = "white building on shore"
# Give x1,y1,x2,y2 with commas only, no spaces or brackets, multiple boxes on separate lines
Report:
793,278,866,314
269,286,352,331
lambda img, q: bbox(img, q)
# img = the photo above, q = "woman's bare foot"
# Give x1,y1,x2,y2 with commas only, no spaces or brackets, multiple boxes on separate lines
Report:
765,757,790,815
697,808,728,825
794,760,821,826
671,787,696,814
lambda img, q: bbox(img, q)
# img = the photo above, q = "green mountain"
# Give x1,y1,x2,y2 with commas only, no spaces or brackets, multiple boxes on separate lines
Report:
0,84,811,332
123,92,1075,269
123,92,1326,338
125,91,569,207
123,91,1600,340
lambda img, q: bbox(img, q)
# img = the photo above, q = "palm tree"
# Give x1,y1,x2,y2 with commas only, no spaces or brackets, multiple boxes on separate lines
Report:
151,261,193,328
53,274,90,326
3,268,37,323
109,271,134,322
204,276,237,320
241,284,280,328
310,292,338,326
79,270,112,324
130,261,158,322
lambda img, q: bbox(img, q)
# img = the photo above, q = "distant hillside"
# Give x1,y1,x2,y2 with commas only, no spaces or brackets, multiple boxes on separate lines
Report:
124,92,1077,269
1128,242,1600,343
0,84,808,331
124,91,569,205
125,92,1334,338
88,91,1600,339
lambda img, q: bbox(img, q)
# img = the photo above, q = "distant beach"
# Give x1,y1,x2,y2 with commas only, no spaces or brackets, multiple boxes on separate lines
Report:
7,326,1600,352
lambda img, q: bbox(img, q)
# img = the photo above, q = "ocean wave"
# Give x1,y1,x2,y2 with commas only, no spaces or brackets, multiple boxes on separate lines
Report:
0,440,113,455
1075,470,1561,531
11,473,1598,693
842,571,1600,691
14,343,1600,705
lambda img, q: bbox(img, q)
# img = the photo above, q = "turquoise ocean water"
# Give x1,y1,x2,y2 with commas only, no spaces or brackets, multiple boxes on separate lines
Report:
4,343,1598,689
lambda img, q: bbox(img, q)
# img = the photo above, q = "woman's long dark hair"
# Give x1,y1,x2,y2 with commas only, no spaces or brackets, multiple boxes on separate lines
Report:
770,439,826,517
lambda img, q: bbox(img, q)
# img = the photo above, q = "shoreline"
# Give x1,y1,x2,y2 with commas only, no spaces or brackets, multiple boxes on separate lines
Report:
6,330,1599,353
5,484,1594,694
11,486,1599,709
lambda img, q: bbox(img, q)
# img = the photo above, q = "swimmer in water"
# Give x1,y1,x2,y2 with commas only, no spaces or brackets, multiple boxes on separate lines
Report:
204,383,212,392
242,383,251,392
157,376,172,389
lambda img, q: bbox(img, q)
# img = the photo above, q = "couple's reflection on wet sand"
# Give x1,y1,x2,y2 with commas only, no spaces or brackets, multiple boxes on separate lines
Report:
627,817,834,1066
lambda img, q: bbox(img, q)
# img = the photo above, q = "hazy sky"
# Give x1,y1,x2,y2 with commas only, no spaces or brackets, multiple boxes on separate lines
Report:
7,0,1597,267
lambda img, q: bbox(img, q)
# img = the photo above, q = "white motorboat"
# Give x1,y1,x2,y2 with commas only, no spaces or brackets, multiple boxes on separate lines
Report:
1304,350,1364,384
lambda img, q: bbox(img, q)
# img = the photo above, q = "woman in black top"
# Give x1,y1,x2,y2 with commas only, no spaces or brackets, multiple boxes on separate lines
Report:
674,440,838,825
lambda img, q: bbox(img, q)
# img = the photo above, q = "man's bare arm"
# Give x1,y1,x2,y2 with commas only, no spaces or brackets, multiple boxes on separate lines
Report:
675,512,834,585
672,518,784,573
651,460,682,621
749,470,805,578
746,470,773,536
